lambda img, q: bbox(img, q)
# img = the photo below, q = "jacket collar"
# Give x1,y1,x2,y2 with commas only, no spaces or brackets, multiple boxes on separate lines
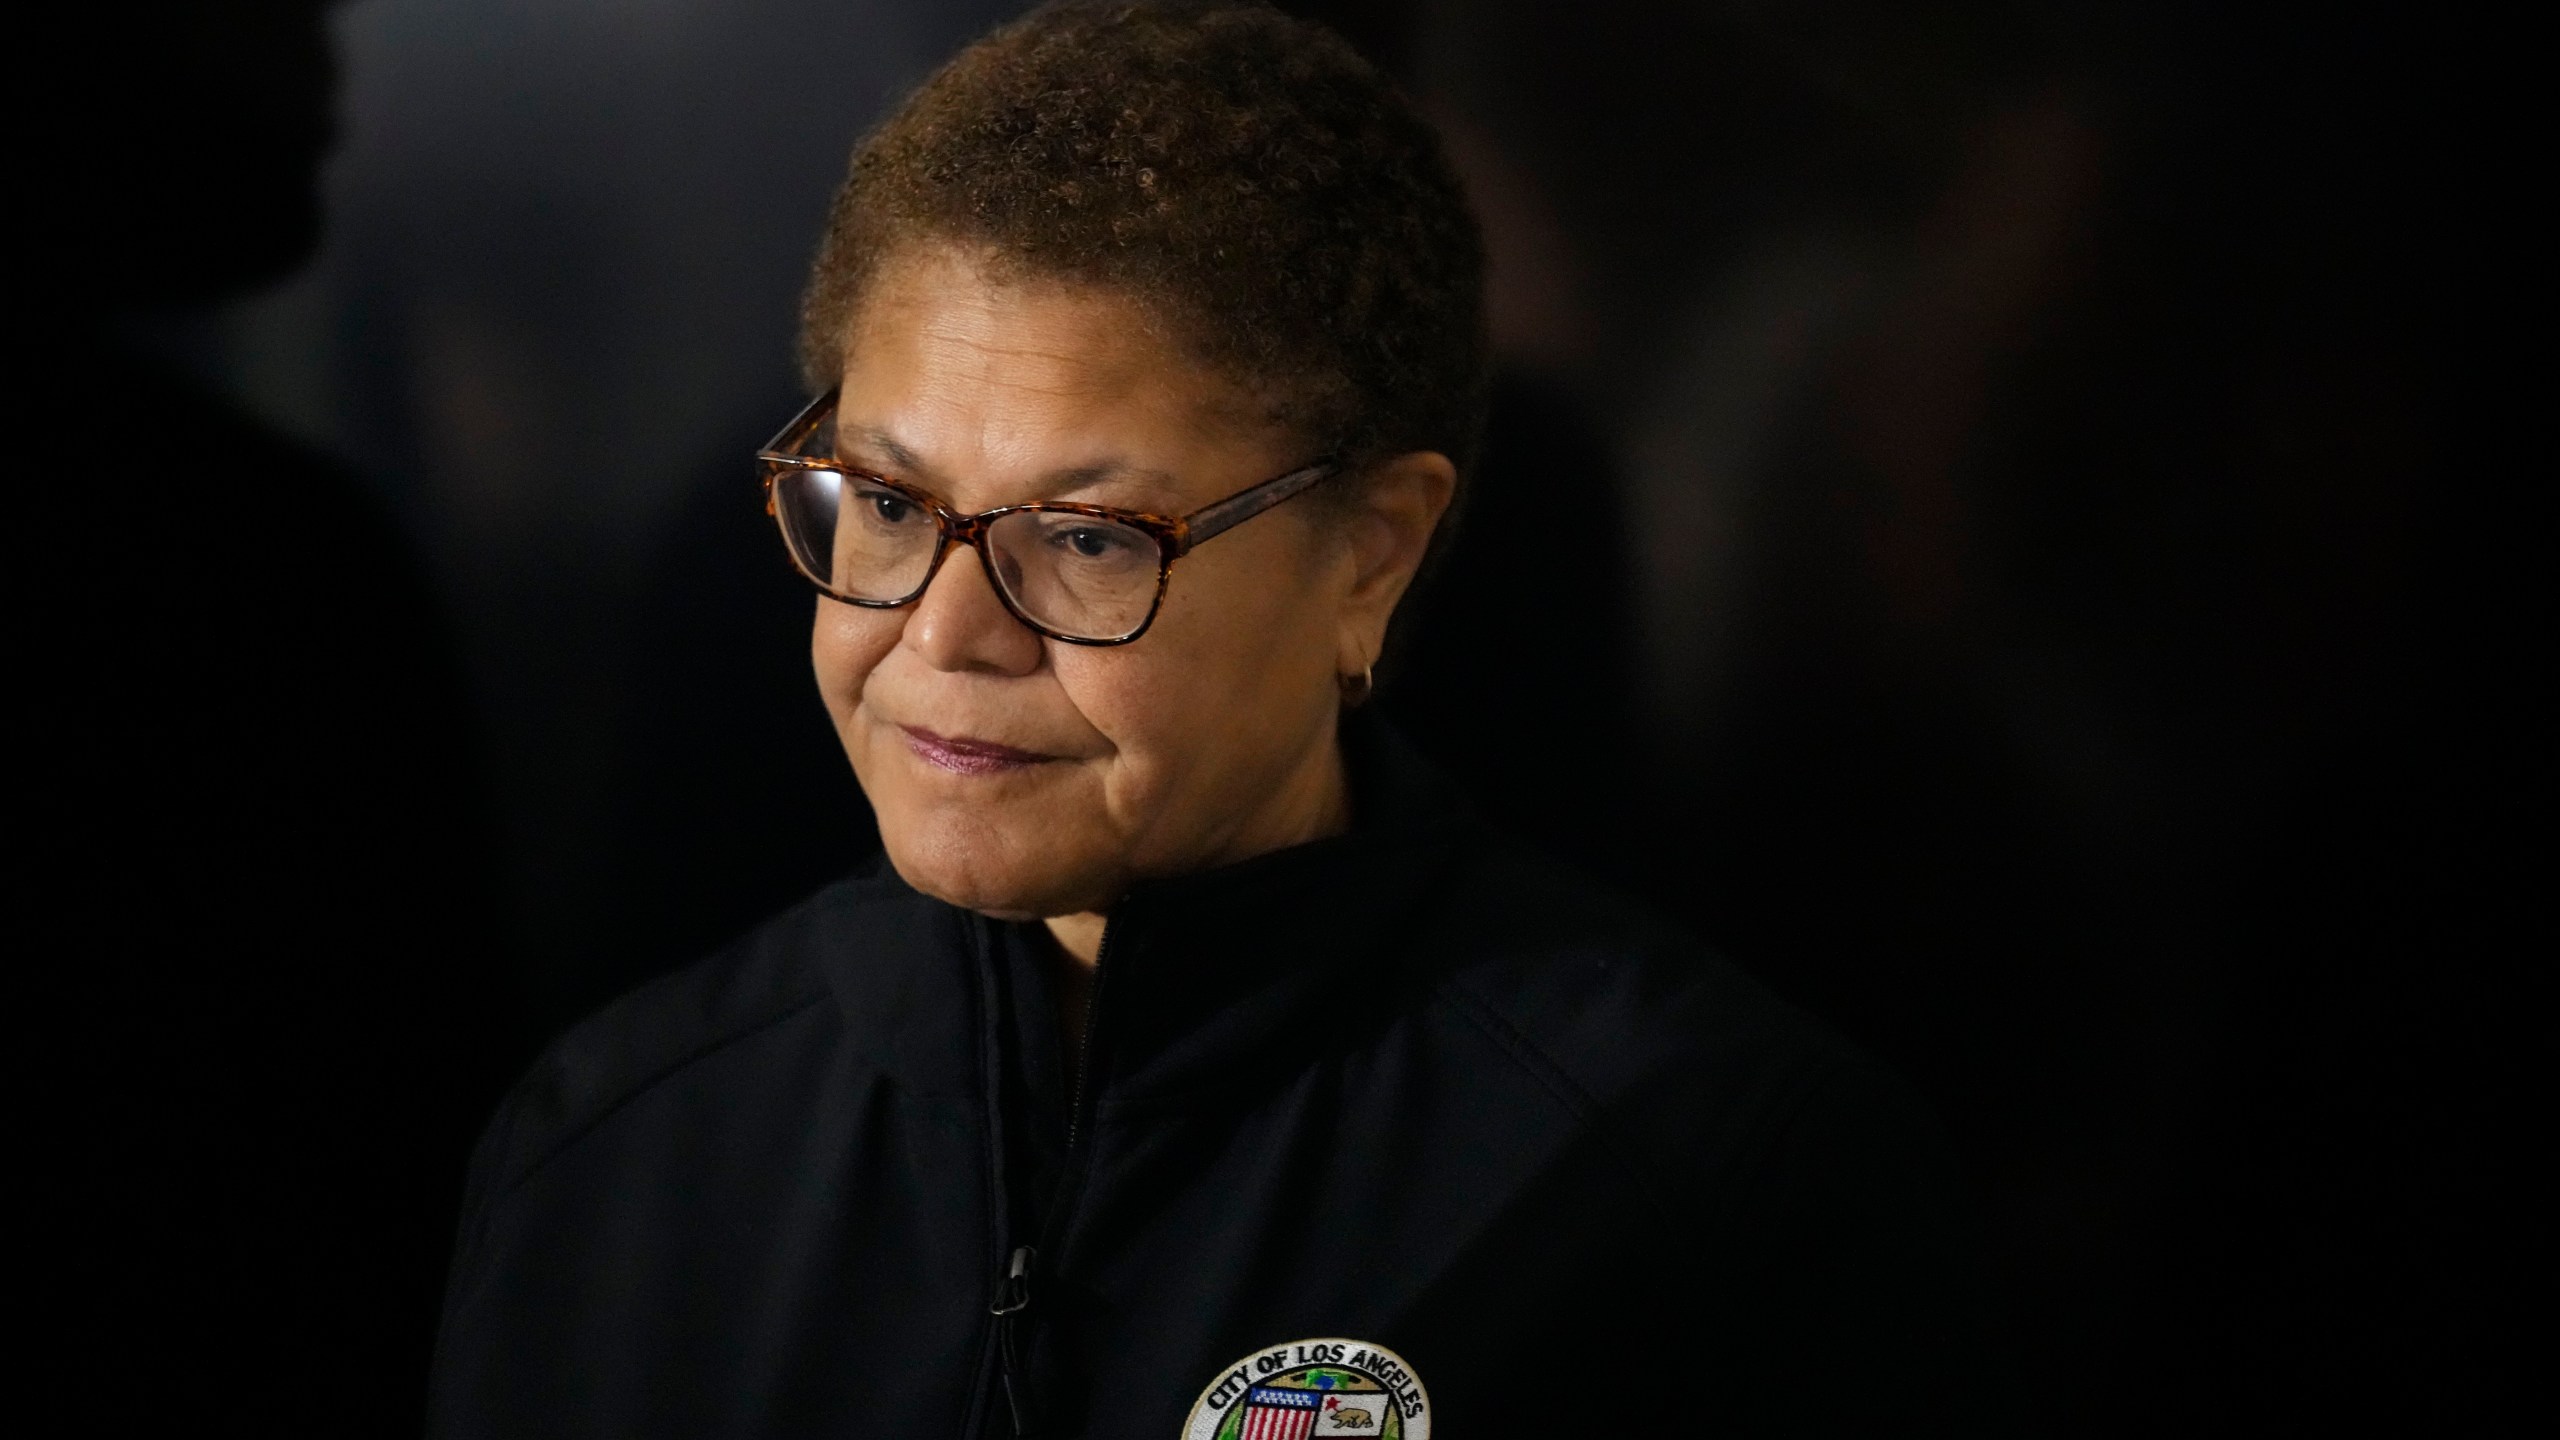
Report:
1084,713,1474,1116
813,867,987,1097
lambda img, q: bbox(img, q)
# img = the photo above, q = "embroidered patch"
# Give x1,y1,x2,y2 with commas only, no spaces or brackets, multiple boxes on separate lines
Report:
1180,1337,1430,1440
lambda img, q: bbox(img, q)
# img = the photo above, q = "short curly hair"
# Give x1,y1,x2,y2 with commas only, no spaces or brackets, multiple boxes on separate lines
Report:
797,0,1488,484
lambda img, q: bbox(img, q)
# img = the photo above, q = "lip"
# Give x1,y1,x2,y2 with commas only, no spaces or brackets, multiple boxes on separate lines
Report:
899,725,1062,776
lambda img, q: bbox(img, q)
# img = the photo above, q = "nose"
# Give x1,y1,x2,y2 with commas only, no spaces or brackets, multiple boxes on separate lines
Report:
903,538,1046,676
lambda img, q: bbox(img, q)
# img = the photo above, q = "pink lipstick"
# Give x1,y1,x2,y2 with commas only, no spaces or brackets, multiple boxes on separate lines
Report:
900,726,1059,776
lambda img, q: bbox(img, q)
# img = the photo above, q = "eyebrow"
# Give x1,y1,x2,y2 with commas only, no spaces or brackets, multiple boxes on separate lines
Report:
835,423,1187,503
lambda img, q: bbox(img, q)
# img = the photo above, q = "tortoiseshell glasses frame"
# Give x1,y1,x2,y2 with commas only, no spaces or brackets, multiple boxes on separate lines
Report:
756,387,1338,645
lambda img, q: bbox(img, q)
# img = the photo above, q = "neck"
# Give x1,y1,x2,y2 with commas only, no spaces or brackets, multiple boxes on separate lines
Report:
1044,912,1109,967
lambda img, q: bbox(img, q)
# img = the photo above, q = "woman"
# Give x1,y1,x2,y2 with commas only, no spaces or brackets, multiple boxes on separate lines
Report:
431,5,2026,1434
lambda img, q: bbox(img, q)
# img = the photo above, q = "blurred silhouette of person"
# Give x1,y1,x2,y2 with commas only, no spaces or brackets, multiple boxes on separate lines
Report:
21,2,510,1428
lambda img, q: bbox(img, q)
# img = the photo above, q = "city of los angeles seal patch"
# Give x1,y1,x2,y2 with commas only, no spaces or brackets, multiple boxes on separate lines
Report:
1179,1337,1430,1440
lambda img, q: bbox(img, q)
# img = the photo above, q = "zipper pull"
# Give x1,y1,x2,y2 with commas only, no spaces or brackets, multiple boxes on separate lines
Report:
992,1246,1036,1435
992,1245,1034,1316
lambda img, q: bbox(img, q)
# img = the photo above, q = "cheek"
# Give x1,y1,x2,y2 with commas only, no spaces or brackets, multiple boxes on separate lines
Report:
1059,531,1340,788
810,598,903,719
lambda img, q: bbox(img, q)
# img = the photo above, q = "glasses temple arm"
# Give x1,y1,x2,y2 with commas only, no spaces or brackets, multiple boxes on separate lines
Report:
757,387,841,459
1179,462,1337,553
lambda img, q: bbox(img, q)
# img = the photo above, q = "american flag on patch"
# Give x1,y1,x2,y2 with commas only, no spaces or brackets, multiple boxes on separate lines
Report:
1238,1385,1327,1440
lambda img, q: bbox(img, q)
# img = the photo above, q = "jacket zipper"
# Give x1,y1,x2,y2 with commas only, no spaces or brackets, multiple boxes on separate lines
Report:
990,1244,1036,1435
970,922,1028,1440
981,915,1120,1438
1061,919,1115,1156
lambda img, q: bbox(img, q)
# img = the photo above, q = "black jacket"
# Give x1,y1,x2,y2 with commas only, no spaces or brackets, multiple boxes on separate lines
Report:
430,726,2028,1436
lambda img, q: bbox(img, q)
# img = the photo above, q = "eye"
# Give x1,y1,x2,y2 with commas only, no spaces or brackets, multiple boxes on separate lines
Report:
850,480,923,526
1057,526,1123,558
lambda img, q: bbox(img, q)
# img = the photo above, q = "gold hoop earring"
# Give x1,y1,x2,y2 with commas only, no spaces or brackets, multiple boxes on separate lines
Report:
1338,663,1375,708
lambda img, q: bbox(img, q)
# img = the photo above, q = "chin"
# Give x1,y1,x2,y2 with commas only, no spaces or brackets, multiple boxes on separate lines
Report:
876,805,1125,921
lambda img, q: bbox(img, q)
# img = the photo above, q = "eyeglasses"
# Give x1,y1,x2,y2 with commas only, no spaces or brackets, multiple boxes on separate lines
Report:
757,389,1337,645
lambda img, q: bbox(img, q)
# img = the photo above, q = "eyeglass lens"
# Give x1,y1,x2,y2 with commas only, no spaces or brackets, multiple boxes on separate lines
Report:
772,468,1163,641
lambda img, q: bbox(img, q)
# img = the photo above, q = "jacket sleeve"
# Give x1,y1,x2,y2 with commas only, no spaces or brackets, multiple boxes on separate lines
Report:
1711,1060,2037,1434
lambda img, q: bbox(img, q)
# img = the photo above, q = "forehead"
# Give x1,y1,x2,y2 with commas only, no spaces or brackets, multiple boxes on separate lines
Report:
834,248,1287,505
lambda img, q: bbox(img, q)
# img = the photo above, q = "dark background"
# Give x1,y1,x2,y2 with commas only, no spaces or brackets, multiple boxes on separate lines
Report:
28,0,2529,1431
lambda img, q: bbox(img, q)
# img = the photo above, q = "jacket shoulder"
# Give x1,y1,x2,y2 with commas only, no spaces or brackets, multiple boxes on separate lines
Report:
465,869,924,1202
1433,839,1857,1079
1424,839,1887,1205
